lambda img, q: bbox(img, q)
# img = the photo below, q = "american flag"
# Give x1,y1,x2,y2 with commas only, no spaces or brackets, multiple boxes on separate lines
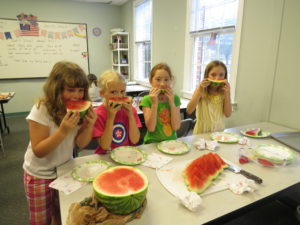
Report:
20,24,39,36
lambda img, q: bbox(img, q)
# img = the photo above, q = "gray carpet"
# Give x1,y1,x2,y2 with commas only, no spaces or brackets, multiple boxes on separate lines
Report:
0,115,30,225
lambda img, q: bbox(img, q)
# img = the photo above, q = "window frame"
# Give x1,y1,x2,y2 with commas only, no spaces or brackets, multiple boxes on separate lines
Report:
182,0,244,103
132,0,153,85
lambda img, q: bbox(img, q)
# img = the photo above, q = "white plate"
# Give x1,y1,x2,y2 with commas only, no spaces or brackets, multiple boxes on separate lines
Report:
210,132,241,143
156,159,242,197
110,146,147,165
71,160,112,182
157,140,190,155
253,144,294,165
240,128,271,138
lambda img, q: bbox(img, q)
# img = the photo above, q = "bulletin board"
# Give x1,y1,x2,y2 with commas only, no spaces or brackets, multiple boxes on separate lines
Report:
0,18,89,79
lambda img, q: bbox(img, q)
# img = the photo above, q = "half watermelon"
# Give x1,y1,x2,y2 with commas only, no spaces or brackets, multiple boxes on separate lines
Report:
66,100,91,119
183,153,227,194
207,78,226,86
93,166,148,214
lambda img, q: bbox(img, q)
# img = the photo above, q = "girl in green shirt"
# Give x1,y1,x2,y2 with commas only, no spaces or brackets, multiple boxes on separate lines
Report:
139,63,181,144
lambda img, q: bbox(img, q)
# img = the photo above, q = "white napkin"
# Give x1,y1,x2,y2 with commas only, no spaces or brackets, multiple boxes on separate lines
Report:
177,191,203,212
238,137,251,146
49,172,87,195
193,138,218,151
225,178,257,195
142,153,173,169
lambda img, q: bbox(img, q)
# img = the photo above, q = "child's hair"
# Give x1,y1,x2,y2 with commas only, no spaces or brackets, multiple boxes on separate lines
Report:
204,60,228,94
39,61,89,126
204,60,228,79
87,73,98,87
149,63,174,83
98,70,126,92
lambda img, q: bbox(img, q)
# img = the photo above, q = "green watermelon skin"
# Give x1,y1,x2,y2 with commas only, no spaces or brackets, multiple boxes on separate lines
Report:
93,166,148,214
66,100,91,119
183,153,227,194
208,79,225,86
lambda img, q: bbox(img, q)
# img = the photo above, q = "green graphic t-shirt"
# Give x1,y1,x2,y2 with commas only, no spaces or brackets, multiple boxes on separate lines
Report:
139,95,181,144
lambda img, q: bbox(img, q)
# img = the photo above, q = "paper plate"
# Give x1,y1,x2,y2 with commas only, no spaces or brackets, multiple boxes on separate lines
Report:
110,146,147,165
240,128,271,138
253,144,295,165
71,160,112,182
210,132,241,143
157,140,190,155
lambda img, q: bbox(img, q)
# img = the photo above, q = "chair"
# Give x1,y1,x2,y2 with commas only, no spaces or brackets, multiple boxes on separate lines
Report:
73,138,98,158
137,91,149,98
176,118,194,138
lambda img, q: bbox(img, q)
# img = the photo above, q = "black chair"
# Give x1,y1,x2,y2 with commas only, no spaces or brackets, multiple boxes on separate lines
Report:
73,138,98,158
137,91,149,98
176,118,195,138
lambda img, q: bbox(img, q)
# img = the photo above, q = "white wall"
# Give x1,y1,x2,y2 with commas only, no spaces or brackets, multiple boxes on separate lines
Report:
0,0,121,114
269,0,300,130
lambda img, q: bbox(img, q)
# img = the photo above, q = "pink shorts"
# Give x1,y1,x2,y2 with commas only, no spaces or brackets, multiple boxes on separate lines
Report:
24,171,59,225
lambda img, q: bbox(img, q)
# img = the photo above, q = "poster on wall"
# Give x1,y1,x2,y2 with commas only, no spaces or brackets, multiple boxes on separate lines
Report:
0,18,89,79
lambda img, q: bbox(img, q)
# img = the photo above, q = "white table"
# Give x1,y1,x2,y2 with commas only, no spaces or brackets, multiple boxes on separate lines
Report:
58,122,300,225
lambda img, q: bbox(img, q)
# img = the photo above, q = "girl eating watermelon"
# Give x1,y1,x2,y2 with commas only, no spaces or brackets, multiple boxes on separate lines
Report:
92,70,141,154
186,60,232,134
139,63,181,144
23,61,97,225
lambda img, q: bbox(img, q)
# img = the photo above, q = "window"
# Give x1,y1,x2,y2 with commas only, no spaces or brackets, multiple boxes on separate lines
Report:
133,0,152,82
183,0,243,101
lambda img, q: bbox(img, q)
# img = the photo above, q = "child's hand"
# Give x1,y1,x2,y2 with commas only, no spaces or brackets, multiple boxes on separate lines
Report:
164,87,175,105
222,80,231,95
199,79,210,92
122,100,133,115
105,100,122,115
149,87,160,104
60,111,80,134
82,107,97,128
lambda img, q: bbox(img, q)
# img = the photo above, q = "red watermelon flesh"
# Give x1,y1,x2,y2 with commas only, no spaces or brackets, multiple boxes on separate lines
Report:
183,153,226,194
245,128,262,136
66,100,91,118
109,96,132,108
95,167,145,195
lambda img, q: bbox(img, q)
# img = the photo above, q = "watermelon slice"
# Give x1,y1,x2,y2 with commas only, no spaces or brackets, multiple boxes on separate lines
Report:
93,166,148,214
66,100,91,119
207,79,226,86
183,153,227,194
245,128,262,136
160,89,166,94
109,96,132,108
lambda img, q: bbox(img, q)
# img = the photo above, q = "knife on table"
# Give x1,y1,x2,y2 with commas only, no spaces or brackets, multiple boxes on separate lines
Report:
226,161,263,184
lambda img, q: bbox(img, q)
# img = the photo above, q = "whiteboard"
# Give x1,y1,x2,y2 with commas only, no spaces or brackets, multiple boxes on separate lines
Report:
0,19,89,79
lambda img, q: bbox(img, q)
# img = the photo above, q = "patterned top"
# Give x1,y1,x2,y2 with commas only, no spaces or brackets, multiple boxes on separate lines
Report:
193,92,225,134
139,95,181,144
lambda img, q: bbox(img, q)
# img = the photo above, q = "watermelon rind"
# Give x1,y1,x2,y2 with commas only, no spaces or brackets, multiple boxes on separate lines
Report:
157,140,190,155
71,160,112,182
66,100,91,119
207,79,225,86
110,146,147,165
240,128,271,138
253,144,294,165
93,166,148,214
210,132,241,143
182,153,227,194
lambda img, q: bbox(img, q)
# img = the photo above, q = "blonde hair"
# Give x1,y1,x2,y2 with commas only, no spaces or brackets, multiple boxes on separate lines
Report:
38,61,89,126
98,70,126,92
